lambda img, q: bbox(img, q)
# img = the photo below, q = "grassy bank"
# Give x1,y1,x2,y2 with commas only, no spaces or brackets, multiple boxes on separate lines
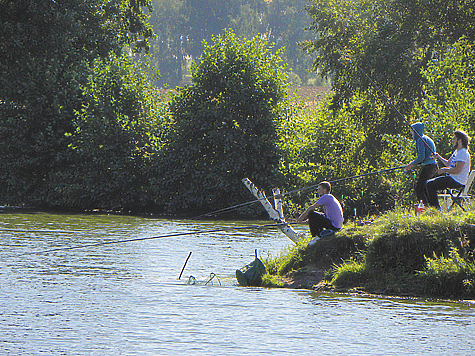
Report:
262,208,475,299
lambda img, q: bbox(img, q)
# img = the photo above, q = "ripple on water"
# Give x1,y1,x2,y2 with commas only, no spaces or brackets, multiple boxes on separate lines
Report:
1,212,474,355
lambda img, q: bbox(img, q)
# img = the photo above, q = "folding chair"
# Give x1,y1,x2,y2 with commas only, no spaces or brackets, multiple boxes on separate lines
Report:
438,170,475,211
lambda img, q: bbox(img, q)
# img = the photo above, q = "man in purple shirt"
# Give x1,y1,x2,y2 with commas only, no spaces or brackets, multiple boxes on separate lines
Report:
296,181,344,239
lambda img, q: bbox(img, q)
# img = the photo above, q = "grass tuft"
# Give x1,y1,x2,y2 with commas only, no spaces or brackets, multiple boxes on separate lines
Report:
265,208,475,298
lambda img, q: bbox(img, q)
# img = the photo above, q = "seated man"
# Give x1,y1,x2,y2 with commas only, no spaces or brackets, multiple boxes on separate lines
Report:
426,130,471,210
296,181,344,239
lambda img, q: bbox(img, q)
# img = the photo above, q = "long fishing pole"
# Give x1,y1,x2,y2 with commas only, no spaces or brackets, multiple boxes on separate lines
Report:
340,54,436,155
193,164,406,219
280,164,406,197
192,198,269,220
23,222,296,255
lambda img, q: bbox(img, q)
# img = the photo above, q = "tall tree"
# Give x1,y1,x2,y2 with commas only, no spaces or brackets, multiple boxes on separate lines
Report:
147,0,187,87
0,0,154,205
147,0,322,88
183,0,241,58
263,0,318,85
156,29,289,214
301,0,475,164
303,0,475,116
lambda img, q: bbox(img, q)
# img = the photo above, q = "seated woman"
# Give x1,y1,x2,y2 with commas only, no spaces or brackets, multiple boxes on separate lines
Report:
426,130,471,210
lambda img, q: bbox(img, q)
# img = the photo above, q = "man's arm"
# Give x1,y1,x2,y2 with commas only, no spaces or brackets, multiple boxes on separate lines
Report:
296,202,320,223
434,152,449,167
438,160,465,175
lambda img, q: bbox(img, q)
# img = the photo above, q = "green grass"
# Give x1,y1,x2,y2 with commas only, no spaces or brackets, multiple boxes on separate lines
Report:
264,208,475,298
417,248,475,298
263,238,309,276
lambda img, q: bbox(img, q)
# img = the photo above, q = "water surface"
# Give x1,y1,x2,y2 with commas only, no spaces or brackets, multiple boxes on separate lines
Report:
1,212,474,355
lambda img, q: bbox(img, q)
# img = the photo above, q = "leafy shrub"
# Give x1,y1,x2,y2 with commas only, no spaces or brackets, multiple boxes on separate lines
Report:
48,53,168,211
156,29,289,214
417,248,475,298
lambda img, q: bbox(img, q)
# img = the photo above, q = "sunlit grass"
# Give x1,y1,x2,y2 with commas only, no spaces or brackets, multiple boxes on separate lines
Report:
265,208,475,298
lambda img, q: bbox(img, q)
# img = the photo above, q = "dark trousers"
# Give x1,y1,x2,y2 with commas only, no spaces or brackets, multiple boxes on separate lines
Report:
416,164,438,204
308,211,339,237
426,175,463,209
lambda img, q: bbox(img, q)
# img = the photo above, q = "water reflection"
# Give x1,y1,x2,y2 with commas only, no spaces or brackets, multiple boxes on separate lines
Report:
1,212,474,355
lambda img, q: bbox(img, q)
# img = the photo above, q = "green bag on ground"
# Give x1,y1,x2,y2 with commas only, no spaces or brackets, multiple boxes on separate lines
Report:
235,257,266,287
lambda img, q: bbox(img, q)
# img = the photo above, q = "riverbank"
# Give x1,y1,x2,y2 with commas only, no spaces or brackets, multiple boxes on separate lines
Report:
262,209,475,300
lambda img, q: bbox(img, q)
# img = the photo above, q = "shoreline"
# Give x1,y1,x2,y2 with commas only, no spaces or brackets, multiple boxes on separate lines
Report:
262,209,475,301
277,265,475,305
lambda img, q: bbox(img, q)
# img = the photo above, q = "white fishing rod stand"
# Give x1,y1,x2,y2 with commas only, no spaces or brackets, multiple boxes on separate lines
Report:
242,178,303,243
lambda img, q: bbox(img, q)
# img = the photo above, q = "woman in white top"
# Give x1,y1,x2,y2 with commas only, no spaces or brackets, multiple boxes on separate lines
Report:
426,130,471,209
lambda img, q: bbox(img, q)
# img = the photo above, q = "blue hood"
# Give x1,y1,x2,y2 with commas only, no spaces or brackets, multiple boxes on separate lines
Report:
410,121,437,166
411,122,424,138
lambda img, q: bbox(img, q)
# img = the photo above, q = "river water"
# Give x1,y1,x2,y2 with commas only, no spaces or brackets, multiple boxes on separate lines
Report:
1,211,474,355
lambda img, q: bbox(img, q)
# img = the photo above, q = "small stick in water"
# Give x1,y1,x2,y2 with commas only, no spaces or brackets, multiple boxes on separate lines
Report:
178,251,192,280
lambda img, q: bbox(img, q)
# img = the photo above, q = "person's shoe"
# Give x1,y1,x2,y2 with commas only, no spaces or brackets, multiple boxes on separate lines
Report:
307,236,320,246
319,229,335,238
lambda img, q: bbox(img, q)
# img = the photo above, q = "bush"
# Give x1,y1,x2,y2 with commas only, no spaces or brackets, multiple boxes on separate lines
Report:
266,209,475,298
417,248,475,298
47,53,168,212
155,29,290,214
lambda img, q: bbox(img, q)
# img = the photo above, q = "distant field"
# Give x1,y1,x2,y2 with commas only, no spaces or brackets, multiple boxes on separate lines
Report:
157,86,333,105
290,86,332,105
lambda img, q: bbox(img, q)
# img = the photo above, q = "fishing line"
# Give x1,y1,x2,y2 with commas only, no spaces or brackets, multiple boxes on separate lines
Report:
193,165,406,219
281,165,406,197
22,222,296,256
0,227,102,235
192,198,270,220
340,55,436,155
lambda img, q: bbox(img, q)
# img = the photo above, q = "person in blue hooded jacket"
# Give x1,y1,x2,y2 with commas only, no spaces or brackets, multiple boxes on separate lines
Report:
404,122,437,205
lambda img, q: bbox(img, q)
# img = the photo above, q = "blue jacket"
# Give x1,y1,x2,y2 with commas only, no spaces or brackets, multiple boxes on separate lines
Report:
411,122,436,166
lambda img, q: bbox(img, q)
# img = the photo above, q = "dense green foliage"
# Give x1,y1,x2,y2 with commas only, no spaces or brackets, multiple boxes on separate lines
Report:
277,95,408,218
415,38,475,155
154,30,289,214
301,0,475,171
264,209,475,299
0,0,155,208
304,0,475,112
1,0,474,217
49,54,168,211
269,0,475,217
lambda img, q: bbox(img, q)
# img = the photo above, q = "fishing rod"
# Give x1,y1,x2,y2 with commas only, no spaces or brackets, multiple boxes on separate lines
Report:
193,164,406,219
192,198,269,220
340,54,436,155
280,164,406,197
23,221,296,255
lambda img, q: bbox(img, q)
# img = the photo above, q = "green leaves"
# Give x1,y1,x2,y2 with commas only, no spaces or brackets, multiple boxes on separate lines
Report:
304,0,475,126
56,53,168,211
158,29,289,214
0,0,157,209
415,38,475,157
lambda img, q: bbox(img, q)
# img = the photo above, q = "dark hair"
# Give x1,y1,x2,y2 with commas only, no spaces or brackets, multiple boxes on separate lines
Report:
454,130,470,149
319,181,331,193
